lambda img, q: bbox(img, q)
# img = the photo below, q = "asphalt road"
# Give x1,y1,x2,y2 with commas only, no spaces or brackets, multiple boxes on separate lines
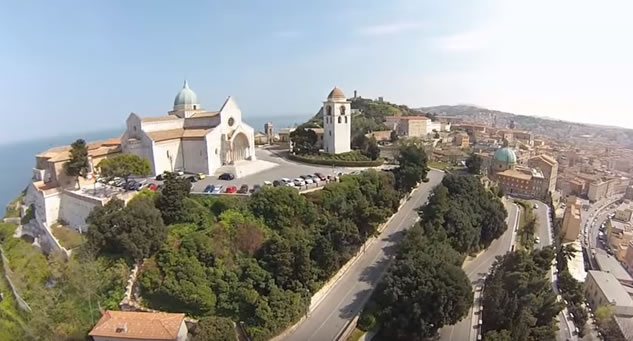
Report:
280,170,445,341
438,200,519,341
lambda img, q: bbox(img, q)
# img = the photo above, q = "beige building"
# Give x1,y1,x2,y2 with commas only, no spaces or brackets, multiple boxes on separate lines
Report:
89,311,188,341
385,115,450,138
585,271,633,317
562,197,582,242
454,132,470,148
527,154,558,197
588,180,608,202
489,146,554,200
608,219,633,261
624,242,633,273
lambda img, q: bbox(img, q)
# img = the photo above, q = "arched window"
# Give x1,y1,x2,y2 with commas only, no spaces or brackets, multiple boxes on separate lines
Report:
340,105,346,115
345,116,348,123
193,105,197,109
338,116,342,123
326,106,332,115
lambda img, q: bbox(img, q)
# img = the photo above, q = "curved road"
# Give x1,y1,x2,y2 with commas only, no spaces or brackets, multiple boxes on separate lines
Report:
280,170,445,341
438,201,519,341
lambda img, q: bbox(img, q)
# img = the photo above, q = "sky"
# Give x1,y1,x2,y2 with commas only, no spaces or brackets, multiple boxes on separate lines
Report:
1,0,632,144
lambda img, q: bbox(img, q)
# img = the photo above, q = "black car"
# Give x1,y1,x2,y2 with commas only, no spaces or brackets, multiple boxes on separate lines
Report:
250,184,261,193
273,180,281,187
125,181,137,190
219,173,235,180
187,175,198,183
238,184,249,194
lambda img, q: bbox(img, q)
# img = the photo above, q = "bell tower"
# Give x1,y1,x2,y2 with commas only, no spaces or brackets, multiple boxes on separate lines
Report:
322,87,351,154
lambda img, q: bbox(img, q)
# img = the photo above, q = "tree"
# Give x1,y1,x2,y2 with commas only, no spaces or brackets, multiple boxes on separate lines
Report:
366,136,380,160
289,127,318,155
351,134,369,151
86,196,166,261
192,316,236,341
156,171,191,225
97,154,151,183
465,154,483,174
64,139,90,188
374,226,473,340
394,143,428,192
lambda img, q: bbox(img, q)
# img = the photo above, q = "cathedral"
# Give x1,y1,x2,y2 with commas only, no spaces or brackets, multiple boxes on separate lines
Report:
121,81,255,176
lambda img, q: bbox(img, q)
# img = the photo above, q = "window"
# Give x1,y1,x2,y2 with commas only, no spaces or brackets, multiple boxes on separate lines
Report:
338,116,342,123
193,105,197,109
326,105,332,116
345,116,348,123
340,105,346,115
329,131,332,136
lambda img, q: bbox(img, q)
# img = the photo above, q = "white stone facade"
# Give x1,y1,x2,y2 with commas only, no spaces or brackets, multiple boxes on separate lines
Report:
121,82,255,176
322,87,351,154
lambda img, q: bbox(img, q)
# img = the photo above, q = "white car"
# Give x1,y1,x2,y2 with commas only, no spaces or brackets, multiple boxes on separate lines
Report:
263,181,273,186
304,178,314,185
212,185,223,194
534,204,539,209
281,178,291,183
535,236,541,244
293,178,305,186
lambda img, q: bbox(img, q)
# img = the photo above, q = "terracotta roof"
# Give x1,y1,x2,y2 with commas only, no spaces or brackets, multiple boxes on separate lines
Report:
497,169,532,181
327,87,346,99
538,154,557,166
190,111,218,118
142,115,181,123
147,128,212,142
89,310,185,340
39,138,122,163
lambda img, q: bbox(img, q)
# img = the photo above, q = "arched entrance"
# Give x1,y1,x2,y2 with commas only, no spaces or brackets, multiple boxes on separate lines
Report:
232,133,250,161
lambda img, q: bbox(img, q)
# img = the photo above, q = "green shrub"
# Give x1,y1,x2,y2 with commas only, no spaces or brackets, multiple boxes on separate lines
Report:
358,311,377,331
288,153,383,167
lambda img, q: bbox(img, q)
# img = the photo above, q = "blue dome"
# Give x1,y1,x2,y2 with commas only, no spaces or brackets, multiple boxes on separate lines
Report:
174,80,198,107
494,147,517,164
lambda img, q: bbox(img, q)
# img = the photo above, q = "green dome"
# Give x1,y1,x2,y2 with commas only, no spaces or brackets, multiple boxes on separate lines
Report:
174,80,198,107
494,147,517,164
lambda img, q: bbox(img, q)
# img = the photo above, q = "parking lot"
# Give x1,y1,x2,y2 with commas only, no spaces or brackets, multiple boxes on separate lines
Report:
191,148,370,194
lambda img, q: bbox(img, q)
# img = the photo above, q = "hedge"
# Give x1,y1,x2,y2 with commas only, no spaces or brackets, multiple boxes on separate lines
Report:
288,153,384,167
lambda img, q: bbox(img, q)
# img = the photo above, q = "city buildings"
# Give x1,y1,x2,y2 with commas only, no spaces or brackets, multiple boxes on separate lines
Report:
561,197,582,242
585,270,633,317
89,311,188,341
121,81,256,176
322,87,351,154
385,115,450,138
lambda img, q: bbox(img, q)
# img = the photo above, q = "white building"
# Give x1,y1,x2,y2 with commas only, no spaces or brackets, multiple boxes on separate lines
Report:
322,87,351,154
121,81,255,176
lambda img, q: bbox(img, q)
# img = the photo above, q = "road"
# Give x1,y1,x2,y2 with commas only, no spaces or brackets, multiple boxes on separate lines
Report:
280,170,445,341
530,200,575,341
438,200,519,341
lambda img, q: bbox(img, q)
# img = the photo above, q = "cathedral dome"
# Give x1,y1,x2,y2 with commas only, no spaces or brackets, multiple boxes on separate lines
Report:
327,87,346,100
174,80,199,107
494,147,517,164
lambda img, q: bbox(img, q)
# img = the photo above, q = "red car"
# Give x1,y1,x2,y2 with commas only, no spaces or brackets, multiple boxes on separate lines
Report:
148,183,158,191
225,185,237,194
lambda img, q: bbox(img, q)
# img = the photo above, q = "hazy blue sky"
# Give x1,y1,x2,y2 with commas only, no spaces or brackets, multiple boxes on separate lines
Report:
1,0,632,144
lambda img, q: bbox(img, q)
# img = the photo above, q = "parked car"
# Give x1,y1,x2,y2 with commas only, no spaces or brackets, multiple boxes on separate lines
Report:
174,168,184,176
534,204,539,209
299,175,309,180
196,173,206,180
293,178,305,186
535,236,541,244
225,185,237,194
219,173,235,180
203,184,214,193
155,173,165,181
314,172,326,181
273,180,282,187
263,181,272,186
251,184,262,193
148,183,158,191
238,184,249,193
304,177,314,185
125,181,136,190
212,185,223,194
281,178,291,184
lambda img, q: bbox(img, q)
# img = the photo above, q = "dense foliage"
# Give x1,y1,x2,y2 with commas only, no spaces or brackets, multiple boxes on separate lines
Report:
368,227,472,340
97,154,151,182
86,196,166,261
482,248,563,341
466,153,483,174
419,175,508,254
192,316,237,341
155,172,192,225
289,127,318,155
394,142,429,192
63,139,90,186
138,170,403,340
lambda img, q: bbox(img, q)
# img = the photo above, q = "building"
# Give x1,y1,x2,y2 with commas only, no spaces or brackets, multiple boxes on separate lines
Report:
561,197,582,242
613,315,633,341
489,145,552,199
121,81,256,176
254,132,268,145
624,242,633,273
264,122,274,144
454,132,470,148
585,271,633,316
608,219,633,261
527,154,558,197
366,130,392,142
594,252,633,284
588,180,609,202
89,310,188,341
33,138,121,190
322,87,351,154
385,115,450,138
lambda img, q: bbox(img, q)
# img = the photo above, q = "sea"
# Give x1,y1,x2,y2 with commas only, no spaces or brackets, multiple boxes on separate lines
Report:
0,114,310,210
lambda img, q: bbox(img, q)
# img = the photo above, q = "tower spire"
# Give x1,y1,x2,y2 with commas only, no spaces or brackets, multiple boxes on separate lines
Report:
183,79,189,88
